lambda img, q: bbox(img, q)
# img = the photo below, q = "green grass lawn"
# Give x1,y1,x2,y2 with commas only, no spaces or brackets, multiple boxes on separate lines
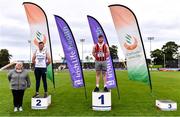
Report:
0,70,180,116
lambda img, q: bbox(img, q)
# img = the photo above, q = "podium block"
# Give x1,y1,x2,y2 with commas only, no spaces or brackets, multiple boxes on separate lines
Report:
92,91,111,111
156,100,177,111
31,95,51,109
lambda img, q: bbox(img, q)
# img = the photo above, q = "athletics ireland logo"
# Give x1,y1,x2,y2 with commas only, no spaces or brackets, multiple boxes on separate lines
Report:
124,34,138,50
33,31,47,47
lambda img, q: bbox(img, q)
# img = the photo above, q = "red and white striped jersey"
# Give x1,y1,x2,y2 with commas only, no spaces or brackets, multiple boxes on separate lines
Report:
94,43,108,61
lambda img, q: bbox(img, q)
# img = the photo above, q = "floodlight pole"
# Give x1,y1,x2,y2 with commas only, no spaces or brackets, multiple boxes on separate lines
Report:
177,48,180,68
163,54,166,68
148,37,154,70
28,40,32,70
80,39,85,68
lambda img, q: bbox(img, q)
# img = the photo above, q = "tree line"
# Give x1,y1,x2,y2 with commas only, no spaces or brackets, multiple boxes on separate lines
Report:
151,41,179,66
0,49,11,68
0,41,179,68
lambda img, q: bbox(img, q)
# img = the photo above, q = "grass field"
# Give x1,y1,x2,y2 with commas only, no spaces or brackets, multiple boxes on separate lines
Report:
0,70,180,116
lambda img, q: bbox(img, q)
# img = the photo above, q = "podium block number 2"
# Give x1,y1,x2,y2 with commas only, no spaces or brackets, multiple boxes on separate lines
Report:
36,99,41,106
168,104,172,109
98,95,104,104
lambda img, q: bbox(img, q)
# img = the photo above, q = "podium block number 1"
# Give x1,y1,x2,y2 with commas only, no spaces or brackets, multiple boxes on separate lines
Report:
92,92,111,111
98,95,104,105
36,99,41,106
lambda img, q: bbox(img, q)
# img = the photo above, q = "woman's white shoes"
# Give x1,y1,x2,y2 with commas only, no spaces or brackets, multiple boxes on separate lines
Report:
19,107,23,111
14,107,18,112
14,107,23,112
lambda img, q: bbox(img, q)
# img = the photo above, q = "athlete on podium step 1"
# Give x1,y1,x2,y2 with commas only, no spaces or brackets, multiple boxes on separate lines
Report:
92,34,110,92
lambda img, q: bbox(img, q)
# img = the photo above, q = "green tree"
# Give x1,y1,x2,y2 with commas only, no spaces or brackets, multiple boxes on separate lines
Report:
109,45,118,59
0,49,12,67
90,56,93,61
151,49,163,65
61,57,66,63
161,41,179,60
151,41,179,65
85,56,90,62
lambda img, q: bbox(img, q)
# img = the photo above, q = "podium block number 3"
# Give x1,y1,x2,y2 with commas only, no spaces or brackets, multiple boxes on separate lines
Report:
36,100,41,106
98,95,104,104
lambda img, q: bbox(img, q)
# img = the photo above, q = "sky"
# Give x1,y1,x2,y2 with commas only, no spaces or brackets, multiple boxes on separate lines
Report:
0,0,180,62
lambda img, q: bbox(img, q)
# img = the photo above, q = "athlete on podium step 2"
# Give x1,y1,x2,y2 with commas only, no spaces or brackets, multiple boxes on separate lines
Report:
32,41,51,98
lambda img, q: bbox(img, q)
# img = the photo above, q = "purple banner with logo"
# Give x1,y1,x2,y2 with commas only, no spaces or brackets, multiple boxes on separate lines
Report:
54,15,84,88
87,15,117,89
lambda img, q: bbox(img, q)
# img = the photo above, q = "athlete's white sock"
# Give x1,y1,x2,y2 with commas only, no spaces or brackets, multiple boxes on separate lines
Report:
96,84,99,87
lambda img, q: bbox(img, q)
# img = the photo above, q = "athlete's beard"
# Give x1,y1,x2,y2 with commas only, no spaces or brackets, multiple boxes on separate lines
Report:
98,40,103,44
39,47,44,51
